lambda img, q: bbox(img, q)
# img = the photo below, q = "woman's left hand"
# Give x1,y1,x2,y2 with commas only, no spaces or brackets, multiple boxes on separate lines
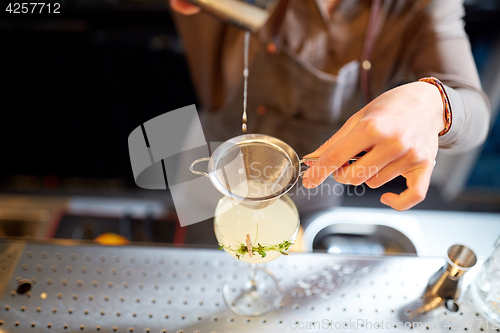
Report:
302,81,445,211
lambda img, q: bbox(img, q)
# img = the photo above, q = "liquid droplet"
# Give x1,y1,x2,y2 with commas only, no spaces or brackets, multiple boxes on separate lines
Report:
241,31,250,134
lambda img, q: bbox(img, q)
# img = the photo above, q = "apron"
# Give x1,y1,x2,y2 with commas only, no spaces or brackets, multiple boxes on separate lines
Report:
175,0,382,219
199,44,363,158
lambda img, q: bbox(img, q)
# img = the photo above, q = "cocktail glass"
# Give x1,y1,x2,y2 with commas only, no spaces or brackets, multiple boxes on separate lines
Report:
214,194,299,316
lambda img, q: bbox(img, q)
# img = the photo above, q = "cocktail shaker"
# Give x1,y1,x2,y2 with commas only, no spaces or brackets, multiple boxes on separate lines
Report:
183,0,283,32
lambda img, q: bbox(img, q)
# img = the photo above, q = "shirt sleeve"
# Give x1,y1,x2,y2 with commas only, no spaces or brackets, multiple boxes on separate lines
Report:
404,0,490,153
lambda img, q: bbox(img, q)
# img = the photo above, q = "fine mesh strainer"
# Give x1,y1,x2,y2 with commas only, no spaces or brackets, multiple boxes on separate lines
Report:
189,134,315,209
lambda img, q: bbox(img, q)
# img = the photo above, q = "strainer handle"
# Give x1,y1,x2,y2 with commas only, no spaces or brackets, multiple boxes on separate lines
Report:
189,157,210,178
300,155,435,177
299,157,362,176
299,157,318,176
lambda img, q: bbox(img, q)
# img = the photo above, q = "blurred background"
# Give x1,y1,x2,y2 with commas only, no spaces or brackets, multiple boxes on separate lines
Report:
0,0,499,249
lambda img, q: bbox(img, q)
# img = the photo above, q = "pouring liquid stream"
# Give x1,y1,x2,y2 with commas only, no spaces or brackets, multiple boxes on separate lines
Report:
242,31,250,133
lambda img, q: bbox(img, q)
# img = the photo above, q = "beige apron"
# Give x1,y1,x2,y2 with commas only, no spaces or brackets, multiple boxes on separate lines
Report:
199,44,363,158
198,47,362,211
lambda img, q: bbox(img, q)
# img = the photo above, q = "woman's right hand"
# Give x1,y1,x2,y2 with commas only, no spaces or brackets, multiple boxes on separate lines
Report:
169,0,200,15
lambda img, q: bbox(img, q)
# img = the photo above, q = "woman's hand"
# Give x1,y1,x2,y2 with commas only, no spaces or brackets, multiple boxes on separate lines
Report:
302,82,446,211
169,0,200,15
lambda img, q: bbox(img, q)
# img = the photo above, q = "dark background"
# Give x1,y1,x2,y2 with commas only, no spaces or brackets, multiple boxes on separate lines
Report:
0,0,199,193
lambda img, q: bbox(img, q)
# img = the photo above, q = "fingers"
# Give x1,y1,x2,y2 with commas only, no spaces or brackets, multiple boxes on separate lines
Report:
333,142,406,186
363,147,418,188
380,165,433,211
169,0,200,15
303,159,318,167
303,129,370,188
364,158,407,189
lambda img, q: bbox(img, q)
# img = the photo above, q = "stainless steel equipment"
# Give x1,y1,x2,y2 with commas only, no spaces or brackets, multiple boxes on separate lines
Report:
190,134,363,210
302,209,429,255
427,245,477,300
183,0,280,32
405,244,477,319
189,134,317,209
0,239,496,332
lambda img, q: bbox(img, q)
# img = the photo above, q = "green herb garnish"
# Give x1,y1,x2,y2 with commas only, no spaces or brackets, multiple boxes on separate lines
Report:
217,240,293,259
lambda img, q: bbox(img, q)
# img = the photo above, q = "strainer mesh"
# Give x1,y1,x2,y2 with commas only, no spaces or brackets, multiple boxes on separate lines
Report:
215,142,294,200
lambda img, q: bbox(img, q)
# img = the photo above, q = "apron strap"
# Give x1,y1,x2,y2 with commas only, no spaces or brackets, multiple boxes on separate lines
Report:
360,0,383,103
258,0,294,55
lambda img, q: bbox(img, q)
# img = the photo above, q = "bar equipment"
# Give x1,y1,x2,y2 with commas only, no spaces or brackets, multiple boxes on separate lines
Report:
189,134,318,209
405,244,477,319
182,0,281,32
2,239,498,332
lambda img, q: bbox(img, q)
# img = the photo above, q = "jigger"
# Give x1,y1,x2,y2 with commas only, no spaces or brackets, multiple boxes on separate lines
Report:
426,244,477,300
406,244,477,319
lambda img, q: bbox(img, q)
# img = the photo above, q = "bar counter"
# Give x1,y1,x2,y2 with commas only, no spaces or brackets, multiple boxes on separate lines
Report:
0,239,497,332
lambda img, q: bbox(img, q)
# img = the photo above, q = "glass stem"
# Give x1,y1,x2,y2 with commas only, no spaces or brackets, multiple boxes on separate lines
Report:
249,264,257,291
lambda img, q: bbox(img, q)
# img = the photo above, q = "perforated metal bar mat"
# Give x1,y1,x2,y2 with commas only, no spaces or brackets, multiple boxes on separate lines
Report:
0,240,497,332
